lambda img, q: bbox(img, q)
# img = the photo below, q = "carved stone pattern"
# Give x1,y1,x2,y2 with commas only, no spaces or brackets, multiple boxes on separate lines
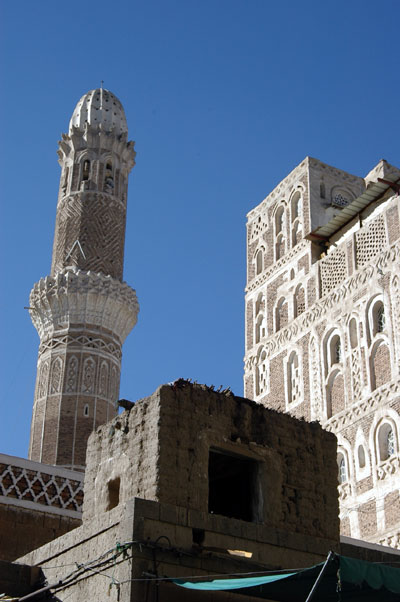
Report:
30,269,139,344
245,242,400,361
390,275,400,370
52,195,126,279
338,482,352,500
376,455,400,481
379,531,400,550
320,249,347,297
351,348,362,400
356,216,387,268
37,361,49,400
0,462,83,513
324,376,400,433
246,240,309,291
99,361,109,397
109,365,119,403
39,334,122,360
50,357,63,394
310,338,322,420
249,215,268,243
82,357,96,394
66,356,78,393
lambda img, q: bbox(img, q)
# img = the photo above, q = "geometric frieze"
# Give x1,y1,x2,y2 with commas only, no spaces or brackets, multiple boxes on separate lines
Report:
0,454,83,518
324,375,400,434
39,333,122,360
246,239,309,292
245,240,400,362
35,354,120,400
379,531,400,549
376,455,400,481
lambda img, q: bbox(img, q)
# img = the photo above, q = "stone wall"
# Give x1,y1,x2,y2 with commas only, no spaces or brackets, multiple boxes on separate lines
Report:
18,497,338,602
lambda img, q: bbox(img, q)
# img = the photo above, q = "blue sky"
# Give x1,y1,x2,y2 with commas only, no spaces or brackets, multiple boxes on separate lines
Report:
0,0,399,458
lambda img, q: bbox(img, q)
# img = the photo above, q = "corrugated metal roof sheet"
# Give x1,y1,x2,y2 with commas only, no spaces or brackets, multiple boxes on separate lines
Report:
310,176,399,240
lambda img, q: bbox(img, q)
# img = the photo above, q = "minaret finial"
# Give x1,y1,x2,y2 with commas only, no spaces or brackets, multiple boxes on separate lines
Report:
100,80,104,89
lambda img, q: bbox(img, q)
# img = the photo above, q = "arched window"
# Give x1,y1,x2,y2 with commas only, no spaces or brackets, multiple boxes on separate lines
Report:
377,305,385,332
338,453,347,483
255,292,264,315
290,191,302,222
326,369,345,418
327,333,342,369
82,159,90,181
370,341,391,390
294,285,305,317
287,352,301,404
357,445,366,469
255,349,268,396
83,404,89,417
104,160,114,192
255,314,266,343
276,234,285,259
378,423,396,462
276,298,288,331
276,206,284,233
256,249,263,275
349,318,358,349
320,182,326,199
334,338,342,364
292,220,302,247
367,297,386,342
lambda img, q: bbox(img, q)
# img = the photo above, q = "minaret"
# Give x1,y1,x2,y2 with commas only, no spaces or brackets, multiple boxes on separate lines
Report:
28,89,139,470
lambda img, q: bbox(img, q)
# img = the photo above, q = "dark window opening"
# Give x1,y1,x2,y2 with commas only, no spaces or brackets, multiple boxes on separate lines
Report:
208,449,259,522
82,160,90,181
107,477,120,511
192,528,205,545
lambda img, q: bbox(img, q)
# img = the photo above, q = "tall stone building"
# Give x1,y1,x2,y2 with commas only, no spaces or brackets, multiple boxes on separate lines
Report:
244,156,400,548
28,88,139,470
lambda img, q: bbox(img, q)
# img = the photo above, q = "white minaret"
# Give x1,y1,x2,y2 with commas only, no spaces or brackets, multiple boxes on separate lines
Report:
28,89,139,470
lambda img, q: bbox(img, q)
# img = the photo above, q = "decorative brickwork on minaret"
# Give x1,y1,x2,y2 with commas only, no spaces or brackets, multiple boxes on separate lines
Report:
28,89,139,470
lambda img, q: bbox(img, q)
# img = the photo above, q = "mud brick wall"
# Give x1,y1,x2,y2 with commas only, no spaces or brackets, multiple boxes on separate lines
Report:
83,382,339,542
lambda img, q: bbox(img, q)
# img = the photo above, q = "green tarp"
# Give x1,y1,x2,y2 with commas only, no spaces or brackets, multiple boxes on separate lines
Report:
172,554,400,601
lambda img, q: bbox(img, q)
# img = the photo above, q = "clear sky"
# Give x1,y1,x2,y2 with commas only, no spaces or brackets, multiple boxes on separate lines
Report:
0,0,399,459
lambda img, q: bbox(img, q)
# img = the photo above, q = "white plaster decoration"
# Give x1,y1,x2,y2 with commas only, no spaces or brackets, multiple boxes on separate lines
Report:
376,455,400,481
325,376,400,433
320,248,347,297
0,453,83,518
82,357,96,394
245,156,400,547
246,241,400,362
39,334,122,360
66,355,79,393
246,239,309,291
29,269,139,344
356,216,387,269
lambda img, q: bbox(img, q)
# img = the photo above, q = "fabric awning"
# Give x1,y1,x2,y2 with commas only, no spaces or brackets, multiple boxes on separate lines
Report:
172,554,400,601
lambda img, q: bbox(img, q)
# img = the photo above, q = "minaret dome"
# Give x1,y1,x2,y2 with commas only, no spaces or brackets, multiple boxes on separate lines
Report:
69,88,128,136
